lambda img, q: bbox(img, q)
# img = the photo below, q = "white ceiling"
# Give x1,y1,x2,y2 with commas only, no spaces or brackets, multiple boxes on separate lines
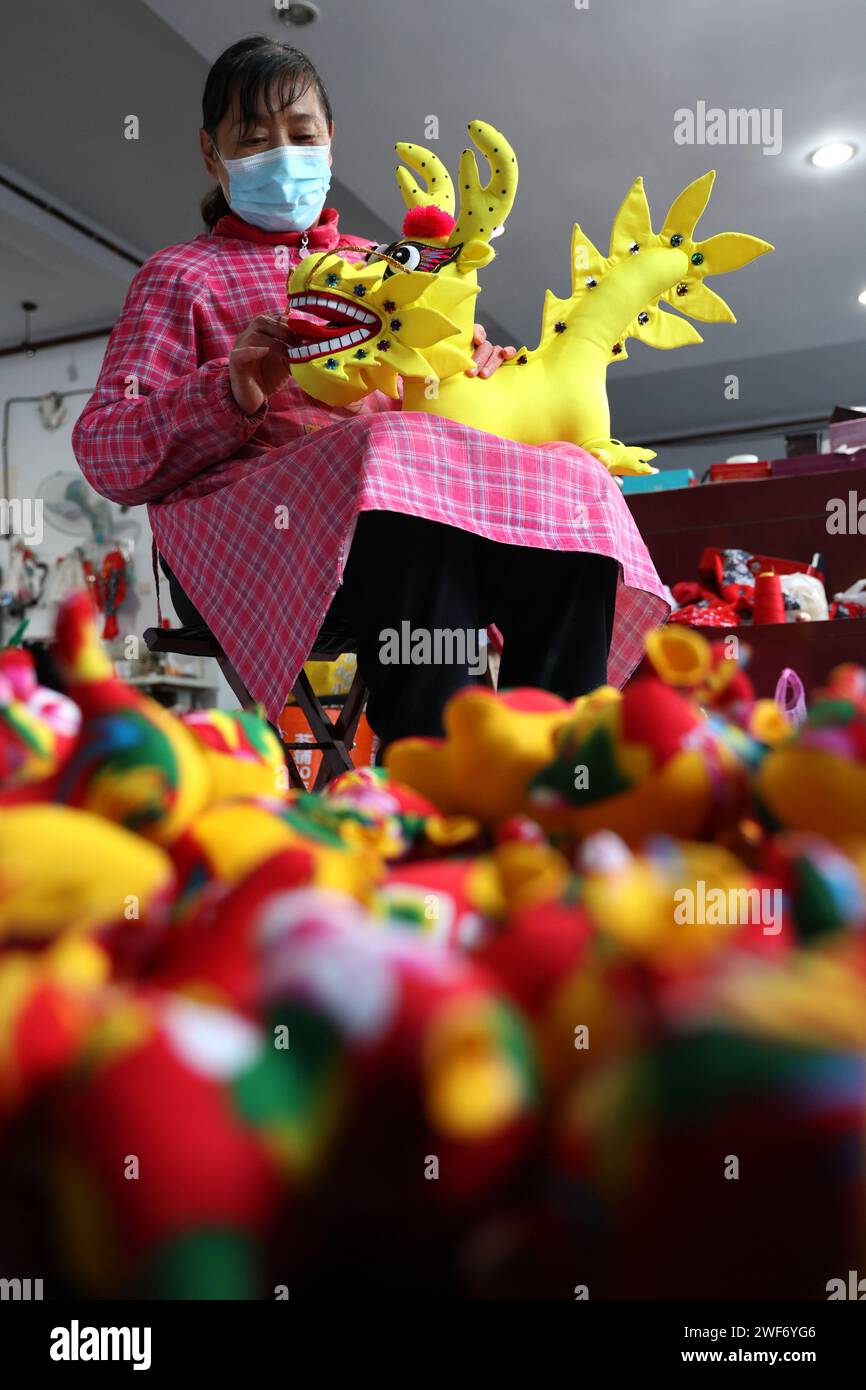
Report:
2,0,866,441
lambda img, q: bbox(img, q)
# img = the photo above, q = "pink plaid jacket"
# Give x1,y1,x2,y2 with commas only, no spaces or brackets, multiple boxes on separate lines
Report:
72,209,667,723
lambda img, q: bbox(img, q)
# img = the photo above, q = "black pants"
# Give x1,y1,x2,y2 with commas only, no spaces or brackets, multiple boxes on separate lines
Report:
162,511,619,751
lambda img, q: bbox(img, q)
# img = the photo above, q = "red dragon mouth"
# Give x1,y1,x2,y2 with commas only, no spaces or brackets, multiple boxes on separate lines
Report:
285,291,381,361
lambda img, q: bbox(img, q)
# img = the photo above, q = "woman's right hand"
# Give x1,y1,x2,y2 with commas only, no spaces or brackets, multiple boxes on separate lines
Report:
229,314,297,416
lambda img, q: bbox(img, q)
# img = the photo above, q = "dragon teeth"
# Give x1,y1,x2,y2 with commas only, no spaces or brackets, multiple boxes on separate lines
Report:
289,291,377,326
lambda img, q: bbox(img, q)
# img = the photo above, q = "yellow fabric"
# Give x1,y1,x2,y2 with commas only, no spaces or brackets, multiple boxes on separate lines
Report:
756,748,866,844
286,653,359,702
0,805,173,943
287,121,773,476
386,688,576,827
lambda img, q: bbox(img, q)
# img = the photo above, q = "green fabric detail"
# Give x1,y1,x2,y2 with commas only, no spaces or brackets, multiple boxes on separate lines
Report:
145,1229,259,1299
793,859,839,943
531,724,631,805
233,1006,341,1131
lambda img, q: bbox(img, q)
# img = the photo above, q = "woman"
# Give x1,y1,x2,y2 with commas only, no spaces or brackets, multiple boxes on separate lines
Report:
72,37,666,750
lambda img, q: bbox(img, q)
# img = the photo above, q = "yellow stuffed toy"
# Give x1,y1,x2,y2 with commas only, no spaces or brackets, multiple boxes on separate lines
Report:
387,657,750,845
286,120,773,475
0,805,174,946
385,686,577,827
755,702,866,844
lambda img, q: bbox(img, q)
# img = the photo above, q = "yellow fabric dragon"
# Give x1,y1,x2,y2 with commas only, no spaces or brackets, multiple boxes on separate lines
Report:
285,121,773,475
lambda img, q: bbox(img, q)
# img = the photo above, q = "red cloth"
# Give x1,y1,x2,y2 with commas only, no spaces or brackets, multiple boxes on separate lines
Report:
211,206,369,253
72,208,668,723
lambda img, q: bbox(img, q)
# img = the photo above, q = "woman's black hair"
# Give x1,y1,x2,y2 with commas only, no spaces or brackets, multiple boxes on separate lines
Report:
200,36,333,229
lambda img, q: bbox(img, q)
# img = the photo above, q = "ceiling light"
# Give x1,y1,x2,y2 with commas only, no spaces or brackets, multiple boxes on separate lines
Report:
858,289,866,307
810,142,856,168
275,1,320,24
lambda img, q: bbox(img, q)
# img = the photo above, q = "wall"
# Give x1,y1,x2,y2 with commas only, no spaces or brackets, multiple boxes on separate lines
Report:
0,337,233,705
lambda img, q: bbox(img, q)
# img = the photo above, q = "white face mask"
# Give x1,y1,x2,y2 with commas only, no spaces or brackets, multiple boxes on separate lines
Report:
215,141,332,232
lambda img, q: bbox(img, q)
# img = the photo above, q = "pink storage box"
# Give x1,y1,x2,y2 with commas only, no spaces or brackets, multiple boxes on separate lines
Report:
829,414,866,454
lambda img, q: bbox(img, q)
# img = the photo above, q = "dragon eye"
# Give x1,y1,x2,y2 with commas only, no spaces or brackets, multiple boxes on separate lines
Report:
390,243,422,271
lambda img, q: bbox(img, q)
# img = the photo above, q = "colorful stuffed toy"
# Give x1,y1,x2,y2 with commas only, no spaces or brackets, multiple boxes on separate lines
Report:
527,673,749,845
0,645,79,789
326,764,483,861
0,935,109,1122
6,589,866,1300
755,691,866,843
0,804,174,960
52,990,291,1298
52,593,211,845
538,1020,866,1299
50,594,290,843
644,625,790,750
285,121,772,475
760,831,866,945
181,708,287,805
256,887,540,1206
170,797,383,915
386,686,575,827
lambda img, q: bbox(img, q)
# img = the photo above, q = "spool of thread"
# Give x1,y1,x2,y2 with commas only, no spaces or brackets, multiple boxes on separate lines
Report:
753,570,786,625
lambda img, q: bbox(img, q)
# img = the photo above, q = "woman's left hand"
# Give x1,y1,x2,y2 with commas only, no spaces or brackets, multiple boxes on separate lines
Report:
468,323,518,377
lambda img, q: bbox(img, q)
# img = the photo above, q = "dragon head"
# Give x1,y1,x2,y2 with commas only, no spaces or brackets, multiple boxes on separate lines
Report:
285,121,518,406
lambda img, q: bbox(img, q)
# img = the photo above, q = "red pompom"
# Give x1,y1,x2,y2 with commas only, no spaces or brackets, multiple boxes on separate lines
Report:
402,205,456,239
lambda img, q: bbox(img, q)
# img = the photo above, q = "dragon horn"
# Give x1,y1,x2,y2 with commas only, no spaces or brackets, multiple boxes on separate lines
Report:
452,121,518,246
394,142,455,216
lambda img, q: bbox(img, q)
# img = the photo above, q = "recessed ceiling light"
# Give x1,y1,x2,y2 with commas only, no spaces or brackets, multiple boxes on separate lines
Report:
810,142,856,168
275,1,320,24
858,288,866,307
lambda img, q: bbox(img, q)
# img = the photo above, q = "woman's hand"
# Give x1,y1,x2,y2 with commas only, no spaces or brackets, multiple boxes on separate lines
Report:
229,314,298,415
467,322,518,378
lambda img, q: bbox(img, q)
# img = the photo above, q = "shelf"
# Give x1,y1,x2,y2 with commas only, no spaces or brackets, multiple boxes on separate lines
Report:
627,465,866,597
125,675,217,691
675,618,866,697
626,465,866,696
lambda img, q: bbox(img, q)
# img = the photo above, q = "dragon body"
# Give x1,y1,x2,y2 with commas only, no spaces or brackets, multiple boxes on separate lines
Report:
285,122,773,475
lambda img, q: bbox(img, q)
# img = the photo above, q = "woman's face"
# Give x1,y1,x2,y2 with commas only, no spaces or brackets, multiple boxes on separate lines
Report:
200,78,334,196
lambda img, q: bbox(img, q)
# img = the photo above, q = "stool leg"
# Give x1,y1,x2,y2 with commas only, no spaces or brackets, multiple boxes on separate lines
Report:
215,651,259,711
289,669,369,790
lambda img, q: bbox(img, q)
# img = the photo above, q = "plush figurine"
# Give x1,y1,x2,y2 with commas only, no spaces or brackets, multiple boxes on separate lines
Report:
170,797,383,915
386,686,575,827
50,594,292,842
326,764,484,861
376,844,523,947
755,691,866,843
52,592,211,845
538,1016,866,1299
152,849,325,1014
644,625,791,751
0,670,61,788
0,935,109,1122
814,663,866,713
181,708,288,805
528,674,749,845
0,646,79,789
256,887,540,1210
0,804,175,961
285,121,772,475
52,989,291,1298
759,831,866,946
